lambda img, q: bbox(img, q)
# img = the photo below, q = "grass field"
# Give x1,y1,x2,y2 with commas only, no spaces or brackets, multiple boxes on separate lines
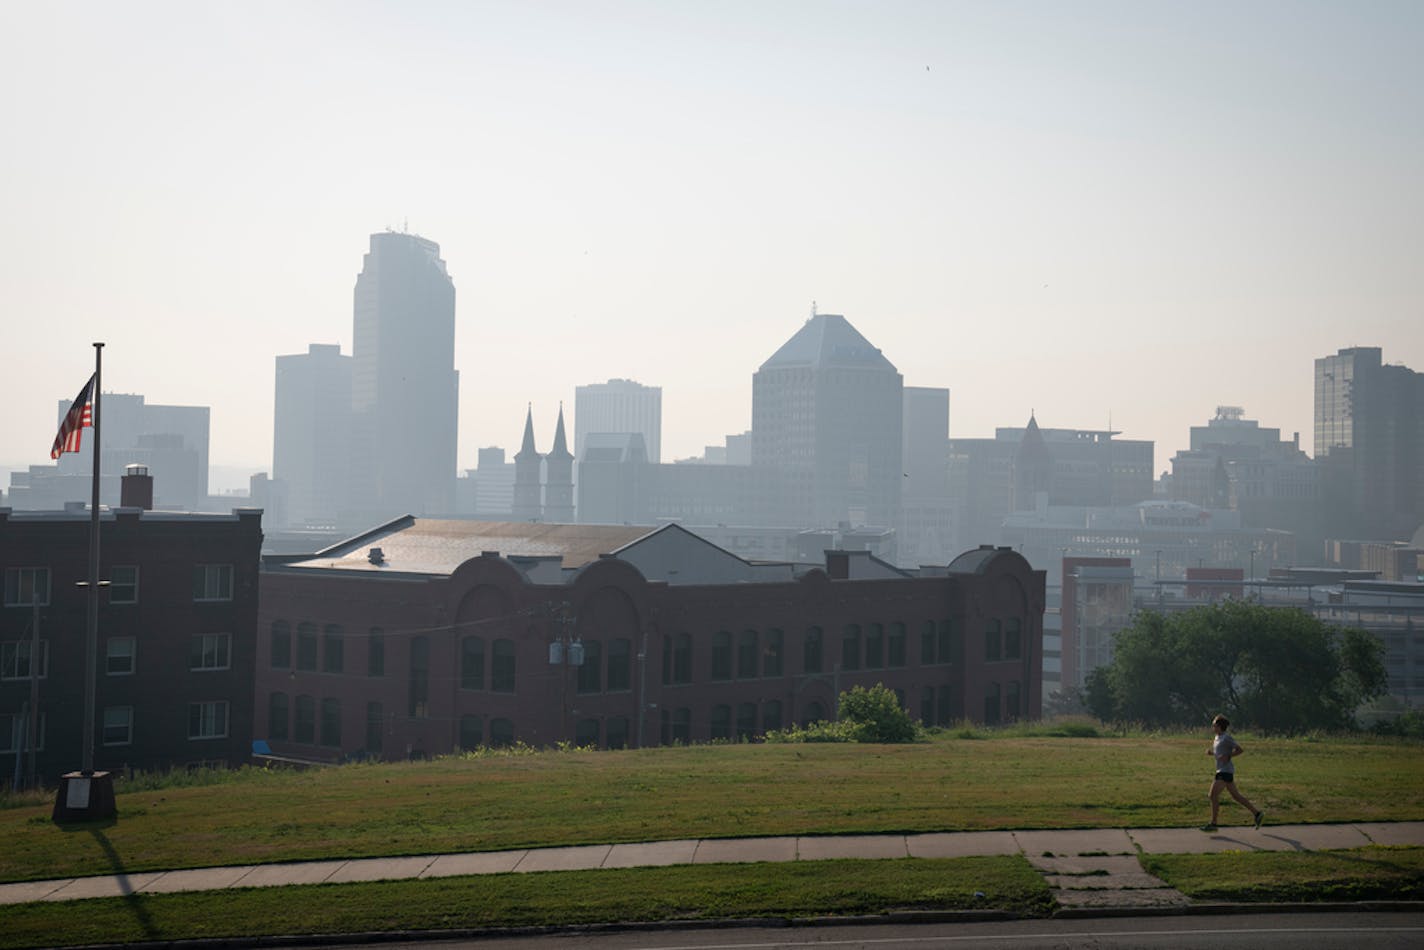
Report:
1144,846,1424,902
2,727,1421,884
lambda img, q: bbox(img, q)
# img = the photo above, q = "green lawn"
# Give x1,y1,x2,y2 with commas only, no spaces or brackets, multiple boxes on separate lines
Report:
2,728,1420,884
1143,846,1424,902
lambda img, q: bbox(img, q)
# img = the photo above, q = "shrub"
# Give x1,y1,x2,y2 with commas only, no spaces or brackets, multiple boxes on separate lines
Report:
837,683,921,743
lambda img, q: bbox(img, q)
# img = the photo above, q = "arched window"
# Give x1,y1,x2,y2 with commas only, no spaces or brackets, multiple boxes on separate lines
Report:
268,692,288,740
460,636,485,690
606,716,629,750
661,635,672,686
322,624,344,674
367,628,385,677
492,638,516,693
672,707,692,744
710,704,731,740
764,629,784,677
1005,619,1022,660
365,701,383,755
459,714,483,751
270,621,291,669
736,702,757,741
737,630,759,679
320,698,341,746
763,700,782,733
985,620,1002,662
489,718,514,747
937,684,954,726
294,694,315,743
711,632,732,681
577,639,602,693
1006,681,1021,721
408,637,429,718
607,638,631,692
888,623,906,667
803,701,826,727
803,627,823,673
673,633,692,684
984,682,1001,725
841,624,862,671
920,687,934,726
660,708,671,745
939,620,959,664
296,622,318,671
865,624,883,669
575,718,600,747
920,620,936,665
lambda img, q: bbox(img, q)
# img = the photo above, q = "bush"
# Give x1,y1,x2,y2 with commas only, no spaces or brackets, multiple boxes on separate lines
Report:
837,683,921,743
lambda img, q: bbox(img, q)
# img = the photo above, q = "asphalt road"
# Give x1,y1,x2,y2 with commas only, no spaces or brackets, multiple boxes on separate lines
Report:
351,911,1424,950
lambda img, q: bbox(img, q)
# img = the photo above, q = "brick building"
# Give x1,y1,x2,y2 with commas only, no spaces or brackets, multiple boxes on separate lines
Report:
256,520,1045,760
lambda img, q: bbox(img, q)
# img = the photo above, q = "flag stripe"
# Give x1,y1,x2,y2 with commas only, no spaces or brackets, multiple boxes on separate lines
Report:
51,374,96,459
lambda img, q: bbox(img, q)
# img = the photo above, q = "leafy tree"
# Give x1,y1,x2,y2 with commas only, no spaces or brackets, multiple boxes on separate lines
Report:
1088,601,1387,734
836,683,920,742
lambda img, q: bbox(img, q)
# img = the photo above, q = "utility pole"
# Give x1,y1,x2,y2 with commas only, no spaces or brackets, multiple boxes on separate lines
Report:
28,579,41,789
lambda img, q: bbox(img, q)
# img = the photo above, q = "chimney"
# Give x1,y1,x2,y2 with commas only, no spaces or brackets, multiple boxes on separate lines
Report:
121,464,153,510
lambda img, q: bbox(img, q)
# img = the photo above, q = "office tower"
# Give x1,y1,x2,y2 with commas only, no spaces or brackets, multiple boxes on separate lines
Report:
574,379,662,465
273,343,352,528
752,312,903,529
350,232,458,521
1315,346,1423,540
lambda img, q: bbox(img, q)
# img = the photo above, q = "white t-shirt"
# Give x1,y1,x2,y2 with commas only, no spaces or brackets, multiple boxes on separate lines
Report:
1213,732,1237,774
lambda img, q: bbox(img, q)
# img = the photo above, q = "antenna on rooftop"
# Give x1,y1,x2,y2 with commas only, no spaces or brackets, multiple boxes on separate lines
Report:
811,300,818,318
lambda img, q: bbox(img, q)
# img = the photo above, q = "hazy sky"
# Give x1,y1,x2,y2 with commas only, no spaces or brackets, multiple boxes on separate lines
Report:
2,1,1420,491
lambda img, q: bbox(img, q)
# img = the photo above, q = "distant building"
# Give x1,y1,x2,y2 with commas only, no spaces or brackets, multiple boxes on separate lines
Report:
1059,557,1135,691
0,500,262,785
273,343,352,529
255,519,1046,758
901,387,954,567
1315,346,1423,541
575,379,662,465
349,232,459,523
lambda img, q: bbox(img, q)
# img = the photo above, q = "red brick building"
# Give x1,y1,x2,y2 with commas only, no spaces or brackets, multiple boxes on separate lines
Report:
257,520,1045,760
1,505,263,784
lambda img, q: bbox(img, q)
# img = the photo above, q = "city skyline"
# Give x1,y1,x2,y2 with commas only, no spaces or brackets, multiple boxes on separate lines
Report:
2,2,1421,486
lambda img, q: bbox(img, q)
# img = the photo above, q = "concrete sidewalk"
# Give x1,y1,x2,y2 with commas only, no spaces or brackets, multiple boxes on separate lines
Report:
2,821,1420,907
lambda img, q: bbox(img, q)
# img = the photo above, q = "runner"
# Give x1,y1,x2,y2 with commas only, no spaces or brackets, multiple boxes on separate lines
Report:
1202,714,1263,831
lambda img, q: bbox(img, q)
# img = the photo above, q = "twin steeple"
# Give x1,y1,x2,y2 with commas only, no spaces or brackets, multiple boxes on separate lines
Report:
512,403,574,522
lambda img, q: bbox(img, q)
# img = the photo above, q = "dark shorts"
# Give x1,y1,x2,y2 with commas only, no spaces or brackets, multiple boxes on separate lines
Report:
1214,771,1235,783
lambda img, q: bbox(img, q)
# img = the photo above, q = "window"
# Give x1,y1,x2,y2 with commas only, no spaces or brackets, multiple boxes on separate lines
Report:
102,706,133,746
190,633,231,671
489,718,514,747
320,698,341,746
841,624,861,671
983,682,1001,725
2,641,48,680
888,623,906,667
4,567,50,607
672,633,692,684
461,636,485,690
984,621,1002,662
920,687,934,726
1006,681,1021,721
409,637,430,717
938,620,958,664
460,714,483,751
710,704,731,741
737,630,759,679
865,624,884,669
106,637,135,675
322,624,344,674
660,708,671,745
764,629,784,677
294,695,316,743
763,700,782,733
576,718,600,747
937,684,954,726
296,622,318,671
607,638,631,692
736,702,756,740
268,692,289,740
368,628,385,677
189,701,229,740
711,631,732,681
109,565,139,604
802,701,826,727
803,626,823,673
921,621,937,664
1005,619,1022,660
492,638,515,693
192,564,233,602
606,716,629,750
577,639,603,693
270,621,291,669
1,712,45,753
366,702,383,754
661,635,672,685
672,707,691,744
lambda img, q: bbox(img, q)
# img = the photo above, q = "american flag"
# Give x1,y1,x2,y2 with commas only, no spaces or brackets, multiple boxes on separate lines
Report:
51,374,96,459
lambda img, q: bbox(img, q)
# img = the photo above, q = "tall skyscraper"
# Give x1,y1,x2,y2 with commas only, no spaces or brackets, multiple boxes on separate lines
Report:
574,379,662,464
349,232,458,521
752,312,903,529
273,343,352,528
1315,346,1422,540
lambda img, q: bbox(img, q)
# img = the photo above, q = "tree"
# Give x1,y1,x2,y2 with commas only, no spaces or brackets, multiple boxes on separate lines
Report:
837,683,919,742
1087,601,1387,734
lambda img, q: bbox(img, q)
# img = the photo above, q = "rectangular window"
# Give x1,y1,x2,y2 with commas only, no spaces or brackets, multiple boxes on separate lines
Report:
4,567,50,607
296,623,318,671
295,695,316,743
368,629,385,677
366,701,383,754
320,698,341,746
1,641,49,680
102,706,133,746
1,712,45,753
268,692,289,741
763,630,784,677
108,565,139,604
322,625,344,674
1005,619,1022,660
188,701,229,739
192,564,233,602
106,637,136,675
984,621,1002,662
190,633,231,671
270,622,291,669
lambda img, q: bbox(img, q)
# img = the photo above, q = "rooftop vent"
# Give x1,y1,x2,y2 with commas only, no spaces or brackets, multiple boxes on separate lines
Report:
368,547,385,565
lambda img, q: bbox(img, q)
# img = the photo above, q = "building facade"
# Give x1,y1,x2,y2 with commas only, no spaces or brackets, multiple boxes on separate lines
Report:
255,520,1045,761
0,505,262,786
574,379,663,466
273,343,352,529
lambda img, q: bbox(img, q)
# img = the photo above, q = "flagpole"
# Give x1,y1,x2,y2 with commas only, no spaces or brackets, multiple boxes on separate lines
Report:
82,342,103,774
